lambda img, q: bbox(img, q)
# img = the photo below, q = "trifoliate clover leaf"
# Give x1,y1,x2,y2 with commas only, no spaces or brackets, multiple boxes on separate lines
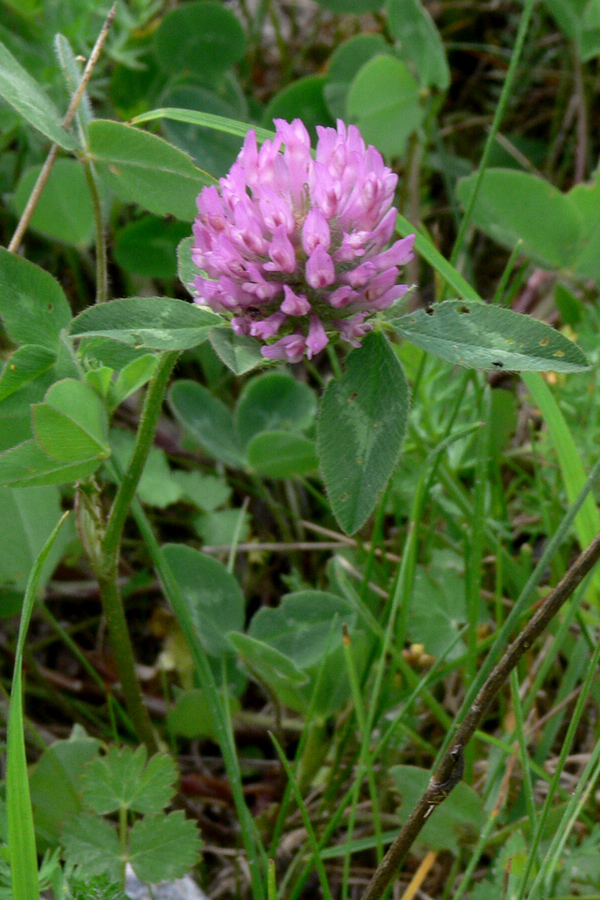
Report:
81,745,177,816
128,810,202,883
61,813,121,882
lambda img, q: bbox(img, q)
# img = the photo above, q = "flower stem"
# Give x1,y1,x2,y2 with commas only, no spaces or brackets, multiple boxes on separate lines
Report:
103,352,179,565
82,160,108,304
95,351,179,754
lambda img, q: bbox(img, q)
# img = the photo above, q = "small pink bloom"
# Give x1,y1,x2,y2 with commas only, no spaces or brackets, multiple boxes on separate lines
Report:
190,118,414,361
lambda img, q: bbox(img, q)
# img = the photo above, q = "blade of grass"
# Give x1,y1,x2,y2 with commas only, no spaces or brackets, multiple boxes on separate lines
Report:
431,453,600,772
449,0,537,266
514,571,600,899
341,627,383,900
522,371,600,605
130,107,275,144
534,733,600,897
7,511,69,900
509,670,537,835
286,627,466,900
270,734,334,900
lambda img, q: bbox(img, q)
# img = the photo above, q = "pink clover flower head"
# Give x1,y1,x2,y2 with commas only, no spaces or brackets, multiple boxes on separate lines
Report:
191,118,415,362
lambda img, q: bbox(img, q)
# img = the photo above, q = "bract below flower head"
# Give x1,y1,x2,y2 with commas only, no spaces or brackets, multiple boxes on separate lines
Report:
191,118,415,362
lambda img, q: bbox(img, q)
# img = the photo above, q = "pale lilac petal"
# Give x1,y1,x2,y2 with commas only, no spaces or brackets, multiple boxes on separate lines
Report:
258,189,295,234
281,285,311,316
306,315,329,359
306,246,335,289
250,311,287,339
343,261,377,289
328,285,354,308
302,208,331,255
264,224,297,274
370,234,415,269
367,283,409,311
335,313,373,347
261,333,307,363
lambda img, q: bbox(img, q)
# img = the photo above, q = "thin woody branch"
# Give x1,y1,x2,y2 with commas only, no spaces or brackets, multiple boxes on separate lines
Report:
361,528,600,900
8,2,117,254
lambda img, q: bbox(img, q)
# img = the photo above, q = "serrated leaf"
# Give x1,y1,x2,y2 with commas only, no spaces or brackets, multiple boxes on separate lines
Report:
0,345,56,402
168,380,246,468
209,327,264,375
317,332,409,534
0,249,72,350
33,379,110,463
0,39,78,150
128,811,201,884
392,300,590,372
88,120,214,221
61,814,121,882
70,298,220,351
0,440,101,487
81,746,177,817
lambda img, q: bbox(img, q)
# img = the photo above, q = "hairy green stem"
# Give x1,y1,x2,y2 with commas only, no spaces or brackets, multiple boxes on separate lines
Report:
95,351,179,754
103,352,179,564
82,160,108,304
